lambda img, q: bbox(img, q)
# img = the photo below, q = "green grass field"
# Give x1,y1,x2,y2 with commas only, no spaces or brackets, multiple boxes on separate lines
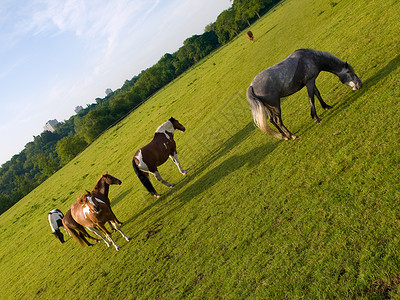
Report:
1,0,399,298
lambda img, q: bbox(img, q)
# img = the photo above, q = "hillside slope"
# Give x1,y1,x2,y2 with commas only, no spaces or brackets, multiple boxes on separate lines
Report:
1,0,399,298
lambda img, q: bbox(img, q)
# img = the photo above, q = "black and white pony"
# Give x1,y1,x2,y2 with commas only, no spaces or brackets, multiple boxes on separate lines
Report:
48,209,66,243
247,48,362,140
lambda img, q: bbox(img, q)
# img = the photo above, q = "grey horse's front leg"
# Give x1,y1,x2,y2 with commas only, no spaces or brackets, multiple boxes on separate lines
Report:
306,81,321,123
314,85,332,110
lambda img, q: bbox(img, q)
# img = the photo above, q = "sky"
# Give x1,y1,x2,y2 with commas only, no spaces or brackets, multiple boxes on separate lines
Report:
0,0,231,166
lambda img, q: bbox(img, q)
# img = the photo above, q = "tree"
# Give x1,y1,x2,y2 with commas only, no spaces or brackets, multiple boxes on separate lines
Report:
56,135,88,165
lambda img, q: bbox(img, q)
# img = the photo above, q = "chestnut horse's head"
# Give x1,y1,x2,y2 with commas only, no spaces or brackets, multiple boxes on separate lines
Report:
102,172,122,186
169,117,185,132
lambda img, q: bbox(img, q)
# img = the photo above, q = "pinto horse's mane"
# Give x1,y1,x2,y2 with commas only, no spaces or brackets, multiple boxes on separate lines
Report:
155,119,175,135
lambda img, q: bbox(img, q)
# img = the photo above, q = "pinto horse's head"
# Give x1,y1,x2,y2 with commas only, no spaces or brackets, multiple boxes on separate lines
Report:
102,172,122,185
339,62,362,90
169,117,185,132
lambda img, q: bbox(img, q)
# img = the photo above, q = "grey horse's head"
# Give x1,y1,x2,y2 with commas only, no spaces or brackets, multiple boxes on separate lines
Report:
338,62,362,90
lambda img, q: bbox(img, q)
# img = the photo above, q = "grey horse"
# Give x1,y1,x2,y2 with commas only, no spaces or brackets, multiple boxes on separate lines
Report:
247,48,362,140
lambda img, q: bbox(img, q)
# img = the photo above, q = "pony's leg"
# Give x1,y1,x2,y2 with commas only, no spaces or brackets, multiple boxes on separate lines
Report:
306,81,321,123
153,171,175,187
314,85,332,110
86,227,112,247
110,221,131,242
169,152,187,175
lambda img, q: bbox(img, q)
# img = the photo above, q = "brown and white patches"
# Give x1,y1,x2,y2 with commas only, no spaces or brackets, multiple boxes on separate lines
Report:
135,149,150,172
155,120,175,140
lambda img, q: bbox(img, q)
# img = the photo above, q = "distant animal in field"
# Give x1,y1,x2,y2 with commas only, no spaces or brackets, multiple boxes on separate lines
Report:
246,31,254,43
71,192,130,251
132,117,187,198
90,173,123,225
247,48,362,140
48,209,66,243
62,209,100,247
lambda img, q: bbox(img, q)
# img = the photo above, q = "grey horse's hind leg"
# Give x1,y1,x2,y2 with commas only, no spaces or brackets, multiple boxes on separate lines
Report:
265,105,298,140
314,85,332,110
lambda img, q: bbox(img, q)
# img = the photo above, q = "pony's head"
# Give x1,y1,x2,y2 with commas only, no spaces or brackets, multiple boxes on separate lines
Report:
169,117,185,132
52,229,65,243
102,172,122,185
338,62,362,90
78,191,101,214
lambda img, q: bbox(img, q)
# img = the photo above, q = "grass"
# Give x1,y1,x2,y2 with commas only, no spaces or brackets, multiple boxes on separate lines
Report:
1,0,400,298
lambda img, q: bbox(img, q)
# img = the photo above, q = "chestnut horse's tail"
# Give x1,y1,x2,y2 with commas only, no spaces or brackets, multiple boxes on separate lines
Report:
64,224,87,248
132,160,158,197
246,86,282,139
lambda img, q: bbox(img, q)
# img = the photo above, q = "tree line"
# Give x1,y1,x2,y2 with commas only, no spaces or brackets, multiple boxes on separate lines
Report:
0,0,281,214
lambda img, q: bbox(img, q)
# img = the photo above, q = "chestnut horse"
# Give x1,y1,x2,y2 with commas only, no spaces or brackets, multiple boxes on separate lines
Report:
132,117,187,198
71,192,130,251
247,49,362,140
91,173,123,225
246,30,254,43
62,209,100,247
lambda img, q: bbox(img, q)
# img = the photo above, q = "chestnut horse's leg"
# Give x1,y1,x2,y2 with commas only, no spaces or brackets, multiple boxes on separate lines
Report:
97,223,121,251
86,227,112,247
110,221,131,242
169,152,187,175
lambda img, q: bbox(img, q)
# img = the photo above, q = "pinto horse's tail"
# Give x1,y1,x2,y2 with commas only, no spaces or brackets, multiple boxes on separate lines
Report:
246,86,282,139
132,160,158,197
63,224,87,248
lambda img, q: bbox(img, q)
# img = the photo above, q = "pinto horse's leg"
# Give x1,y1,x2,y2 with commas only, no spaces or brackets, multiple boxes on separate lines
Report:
86,227,112,247
110,221,131,242
314,85,332,110
153,170,175,188
306,80,322,123
169,152,187,175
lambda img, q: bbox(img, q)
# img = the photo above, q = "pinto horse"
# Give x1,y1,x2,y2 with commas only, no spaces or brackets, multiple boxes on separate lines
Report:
246,30,254,43
71,192,130,251
48,209,66,243
91,173,123,225
132,117,187,198
62,209,100,247
247,48,362,140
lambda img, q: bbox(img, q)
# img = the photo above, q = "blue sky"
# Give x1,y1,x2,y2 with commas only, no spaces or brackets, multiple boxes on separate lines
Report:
0,0,231,165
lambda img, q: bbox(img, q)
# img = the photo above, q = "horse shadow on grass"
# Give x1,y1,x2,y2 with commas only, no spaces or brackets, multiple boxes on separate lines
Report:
124,122,280,236
125,140,279,239
124,122,256,225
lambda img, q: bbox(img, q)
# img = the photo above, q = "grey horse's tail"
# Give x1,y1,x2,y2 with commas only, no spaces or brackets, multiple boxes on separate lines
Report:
246,86,282,139
132,160,158,197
